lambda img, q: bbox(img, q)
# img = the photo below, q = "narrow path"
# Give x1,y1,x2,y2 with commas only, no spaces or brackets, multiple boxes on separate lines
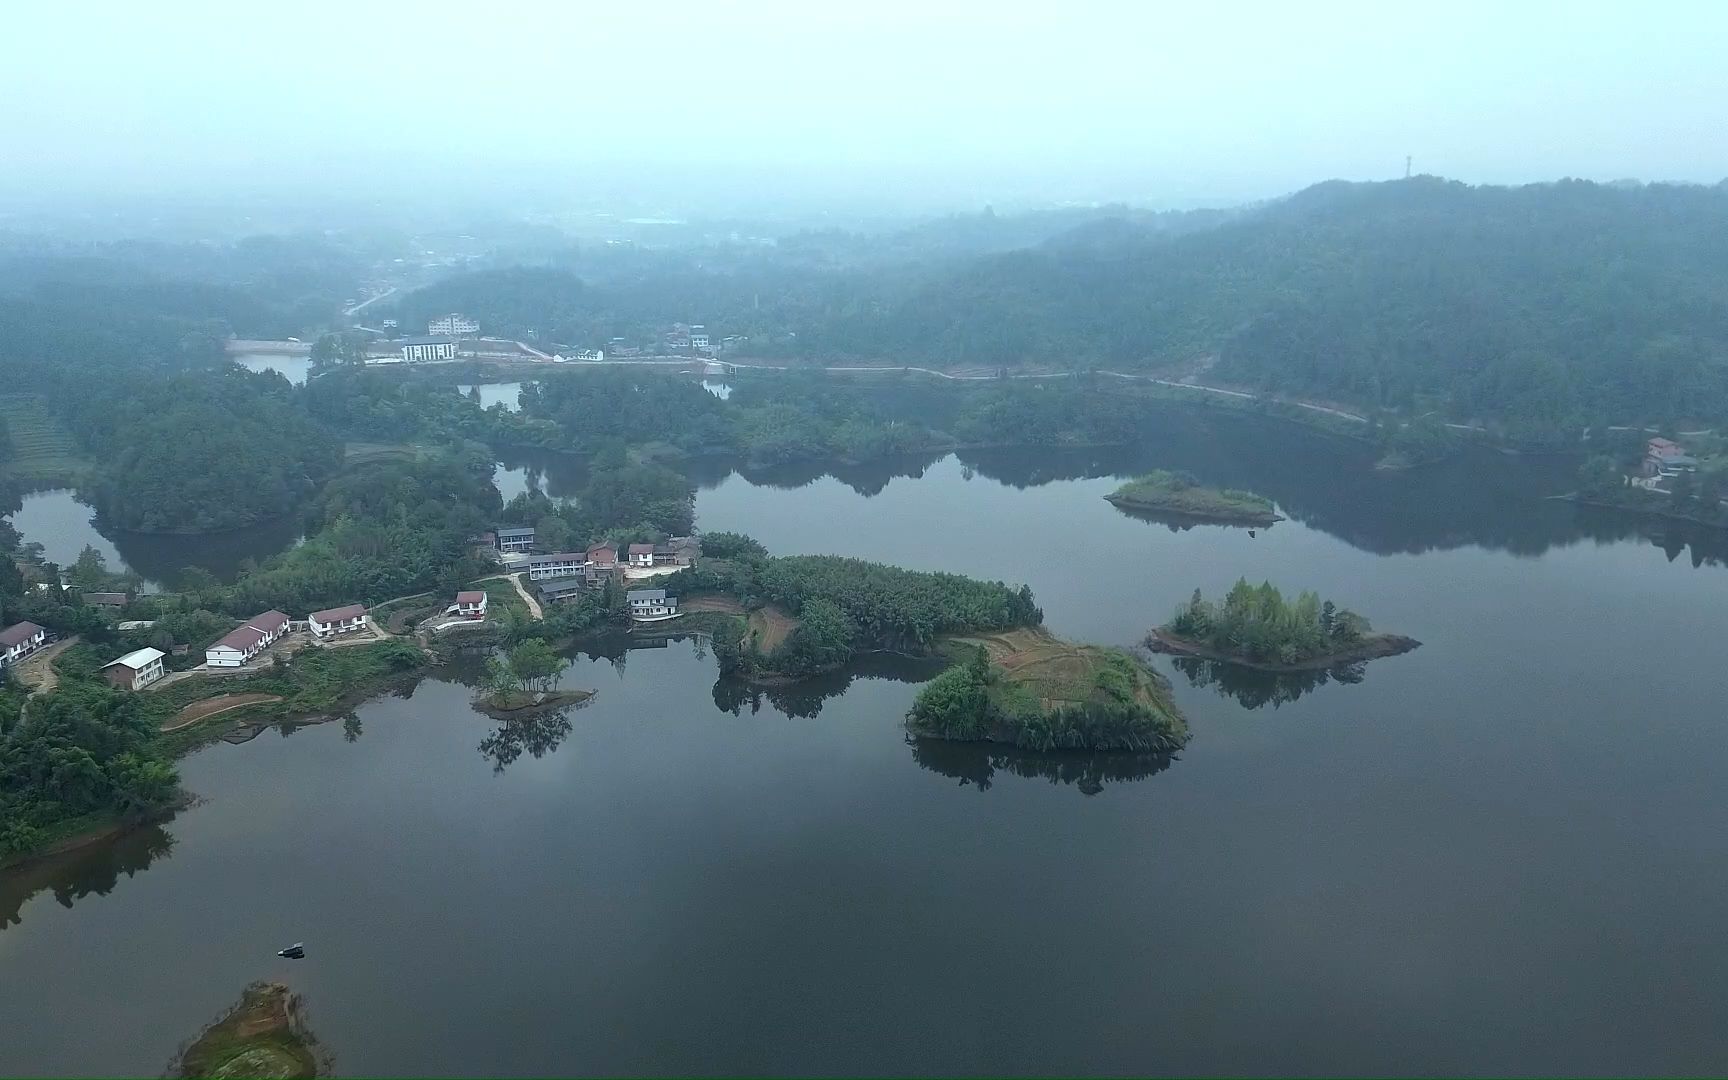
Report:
161,693,285,733
17,636,79,697
480,572,542,619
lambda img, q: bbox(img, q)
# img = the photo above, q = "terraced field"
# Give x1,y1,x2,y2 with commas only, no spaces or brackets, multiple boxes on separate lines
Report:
0,395,89,482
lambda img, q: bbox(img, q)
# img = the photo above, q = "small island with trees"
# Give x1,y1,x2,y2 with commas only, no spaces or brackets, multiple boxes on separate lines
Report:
476,639,594,718
1146,579,1419,671
905,629,1189,753
1104,470,1281,526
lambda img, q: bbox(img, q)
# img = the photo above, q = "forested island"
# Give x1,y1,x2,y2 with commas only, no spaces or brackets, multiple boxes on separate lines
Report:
1148,580,1419,671
906,630,1189,753
1105,470,1280,525
664,534,1041,680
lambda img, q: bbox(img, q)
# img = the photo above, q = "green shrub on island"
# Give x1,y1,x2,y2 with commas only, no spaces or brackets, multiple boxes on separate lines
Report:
1105,470,1279,523
906,635,1189,753
1164,579,1370,666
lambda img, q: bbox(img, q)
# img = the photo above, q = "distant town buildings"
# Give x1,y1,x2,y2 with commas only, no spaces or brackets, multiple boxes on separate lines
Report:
429,313,480,336
399,336,458,362
103,647,166,690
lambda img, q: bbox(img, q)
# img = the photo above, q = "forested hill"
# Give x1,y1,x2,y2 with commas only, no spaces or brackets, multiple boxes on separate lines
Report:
808,178,1728,437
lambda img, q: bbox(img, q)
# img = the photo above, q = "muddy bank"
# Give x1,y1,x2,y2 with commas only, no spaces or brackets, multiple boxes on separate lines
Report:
1144,627,1421,671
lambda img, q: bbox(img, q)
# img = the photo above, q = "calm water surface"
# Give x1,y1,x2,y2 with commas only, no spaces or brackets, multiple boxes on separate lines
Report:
456,382,523,412
9,488,301,589
234,352,312,386
5,413,1728,1075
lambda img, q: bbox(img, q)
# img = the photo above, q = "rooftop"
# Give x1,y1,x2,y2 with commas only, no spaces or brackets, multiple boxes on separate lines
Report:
497,527,536,537
627,589,667,601
310,604,367,623
105,647,165,670
398,335,456,346
0,621,44,647
212,625,266,652
455,591,486,603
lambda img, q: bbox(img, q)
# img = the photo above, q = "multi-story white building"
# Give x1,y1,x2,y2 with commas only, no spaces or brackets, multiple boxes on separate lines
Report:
527,552,586,580
309,604,369,639
103,647,166,690
429,313,480,336
400,337,458,362
205,610,291,667
689,325,710,350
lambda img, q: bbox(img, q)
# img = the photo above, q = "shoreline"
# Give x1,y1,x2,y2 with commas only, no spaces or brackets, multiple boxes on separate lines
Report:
1144,627,1421,671
1104,492,1282,526
1564,492,1728,533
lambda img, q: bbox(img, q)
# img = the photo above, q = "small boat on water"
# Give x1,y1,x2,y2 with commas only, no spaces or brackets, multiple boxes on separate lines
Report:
277,943,305,960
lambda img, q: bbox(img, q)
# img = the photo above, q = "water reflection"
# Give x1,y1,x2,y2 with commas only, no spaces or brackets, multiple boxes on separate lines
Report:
0,824,174,930
1107,503,1276,534
476,709,579,774
712,652,944,719
908,738,1175,796
1167,656,1363,710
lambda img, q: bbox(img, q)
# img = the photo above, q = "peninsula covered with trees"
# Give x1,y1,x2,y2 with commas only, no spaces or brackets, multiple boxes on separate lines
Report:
1148,579,1420,671
1105,470,1280,525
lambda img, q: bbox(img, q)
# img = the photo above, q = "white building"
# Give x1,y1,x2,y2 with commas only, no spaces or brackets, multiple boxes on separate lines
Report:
0,621,47,665
429,313,480,336
103,647,166,690
400,336,458,362
453,591,488,618
627,589,680,622
527,552,587,580
689,325,710,350
308,604,369,639
205,610,291,668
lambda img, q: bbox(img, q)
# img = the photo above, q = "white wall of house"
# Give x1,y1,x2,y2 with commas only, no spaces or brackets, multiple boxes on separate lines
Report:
206,645,246,667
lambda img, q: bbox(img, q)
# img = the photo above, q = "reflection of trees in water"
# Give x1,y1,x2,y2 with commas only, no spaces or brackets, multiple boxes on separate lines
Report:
689,452,946,498
476,707,582,774
1168,656,1362,710
0,823,174,929
908,737,1174,795
712,653,946,719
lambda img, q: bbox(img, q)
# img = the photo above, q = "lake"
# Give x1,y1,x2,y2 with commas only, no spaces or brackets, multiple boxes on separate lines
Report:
456,382,523,412
234,352,312,386
9,487,302,590
6,411,1728,1075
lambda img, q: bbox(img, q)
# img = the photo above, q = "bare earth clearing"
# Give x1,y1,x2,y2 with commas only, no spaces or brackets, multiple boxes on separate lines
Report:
162,693,285,732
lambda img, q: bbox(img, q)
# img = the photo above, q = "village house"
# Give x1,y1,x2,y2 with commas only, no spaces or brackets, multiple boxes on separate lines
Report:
0,621,47,665
538,579,586,605
83,591,130,610
495,526,536,554
528,552,587,581
205,610,291,667
1646,437,1699,478
627,589,680,622
658,536,700,566
103,647,166,691
627,543,656,567
453,591,488,618
308,604,369,640
583,542,619,585
398,336,458,362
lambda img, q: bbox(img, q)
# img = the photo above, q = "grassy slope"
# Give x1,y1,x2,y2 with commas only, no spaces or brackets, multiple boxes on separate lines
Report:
0,394,90,481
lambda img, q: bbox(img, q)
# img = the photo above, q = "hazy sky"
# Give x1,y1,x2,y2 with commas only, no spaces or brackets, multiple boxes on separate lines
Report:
6,0,1726,214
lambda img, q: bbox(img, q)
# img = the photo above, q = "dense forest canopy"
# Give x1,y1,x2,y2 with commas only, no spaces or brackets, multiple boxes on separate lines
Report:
380,178,1728,440
62,368,342,532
